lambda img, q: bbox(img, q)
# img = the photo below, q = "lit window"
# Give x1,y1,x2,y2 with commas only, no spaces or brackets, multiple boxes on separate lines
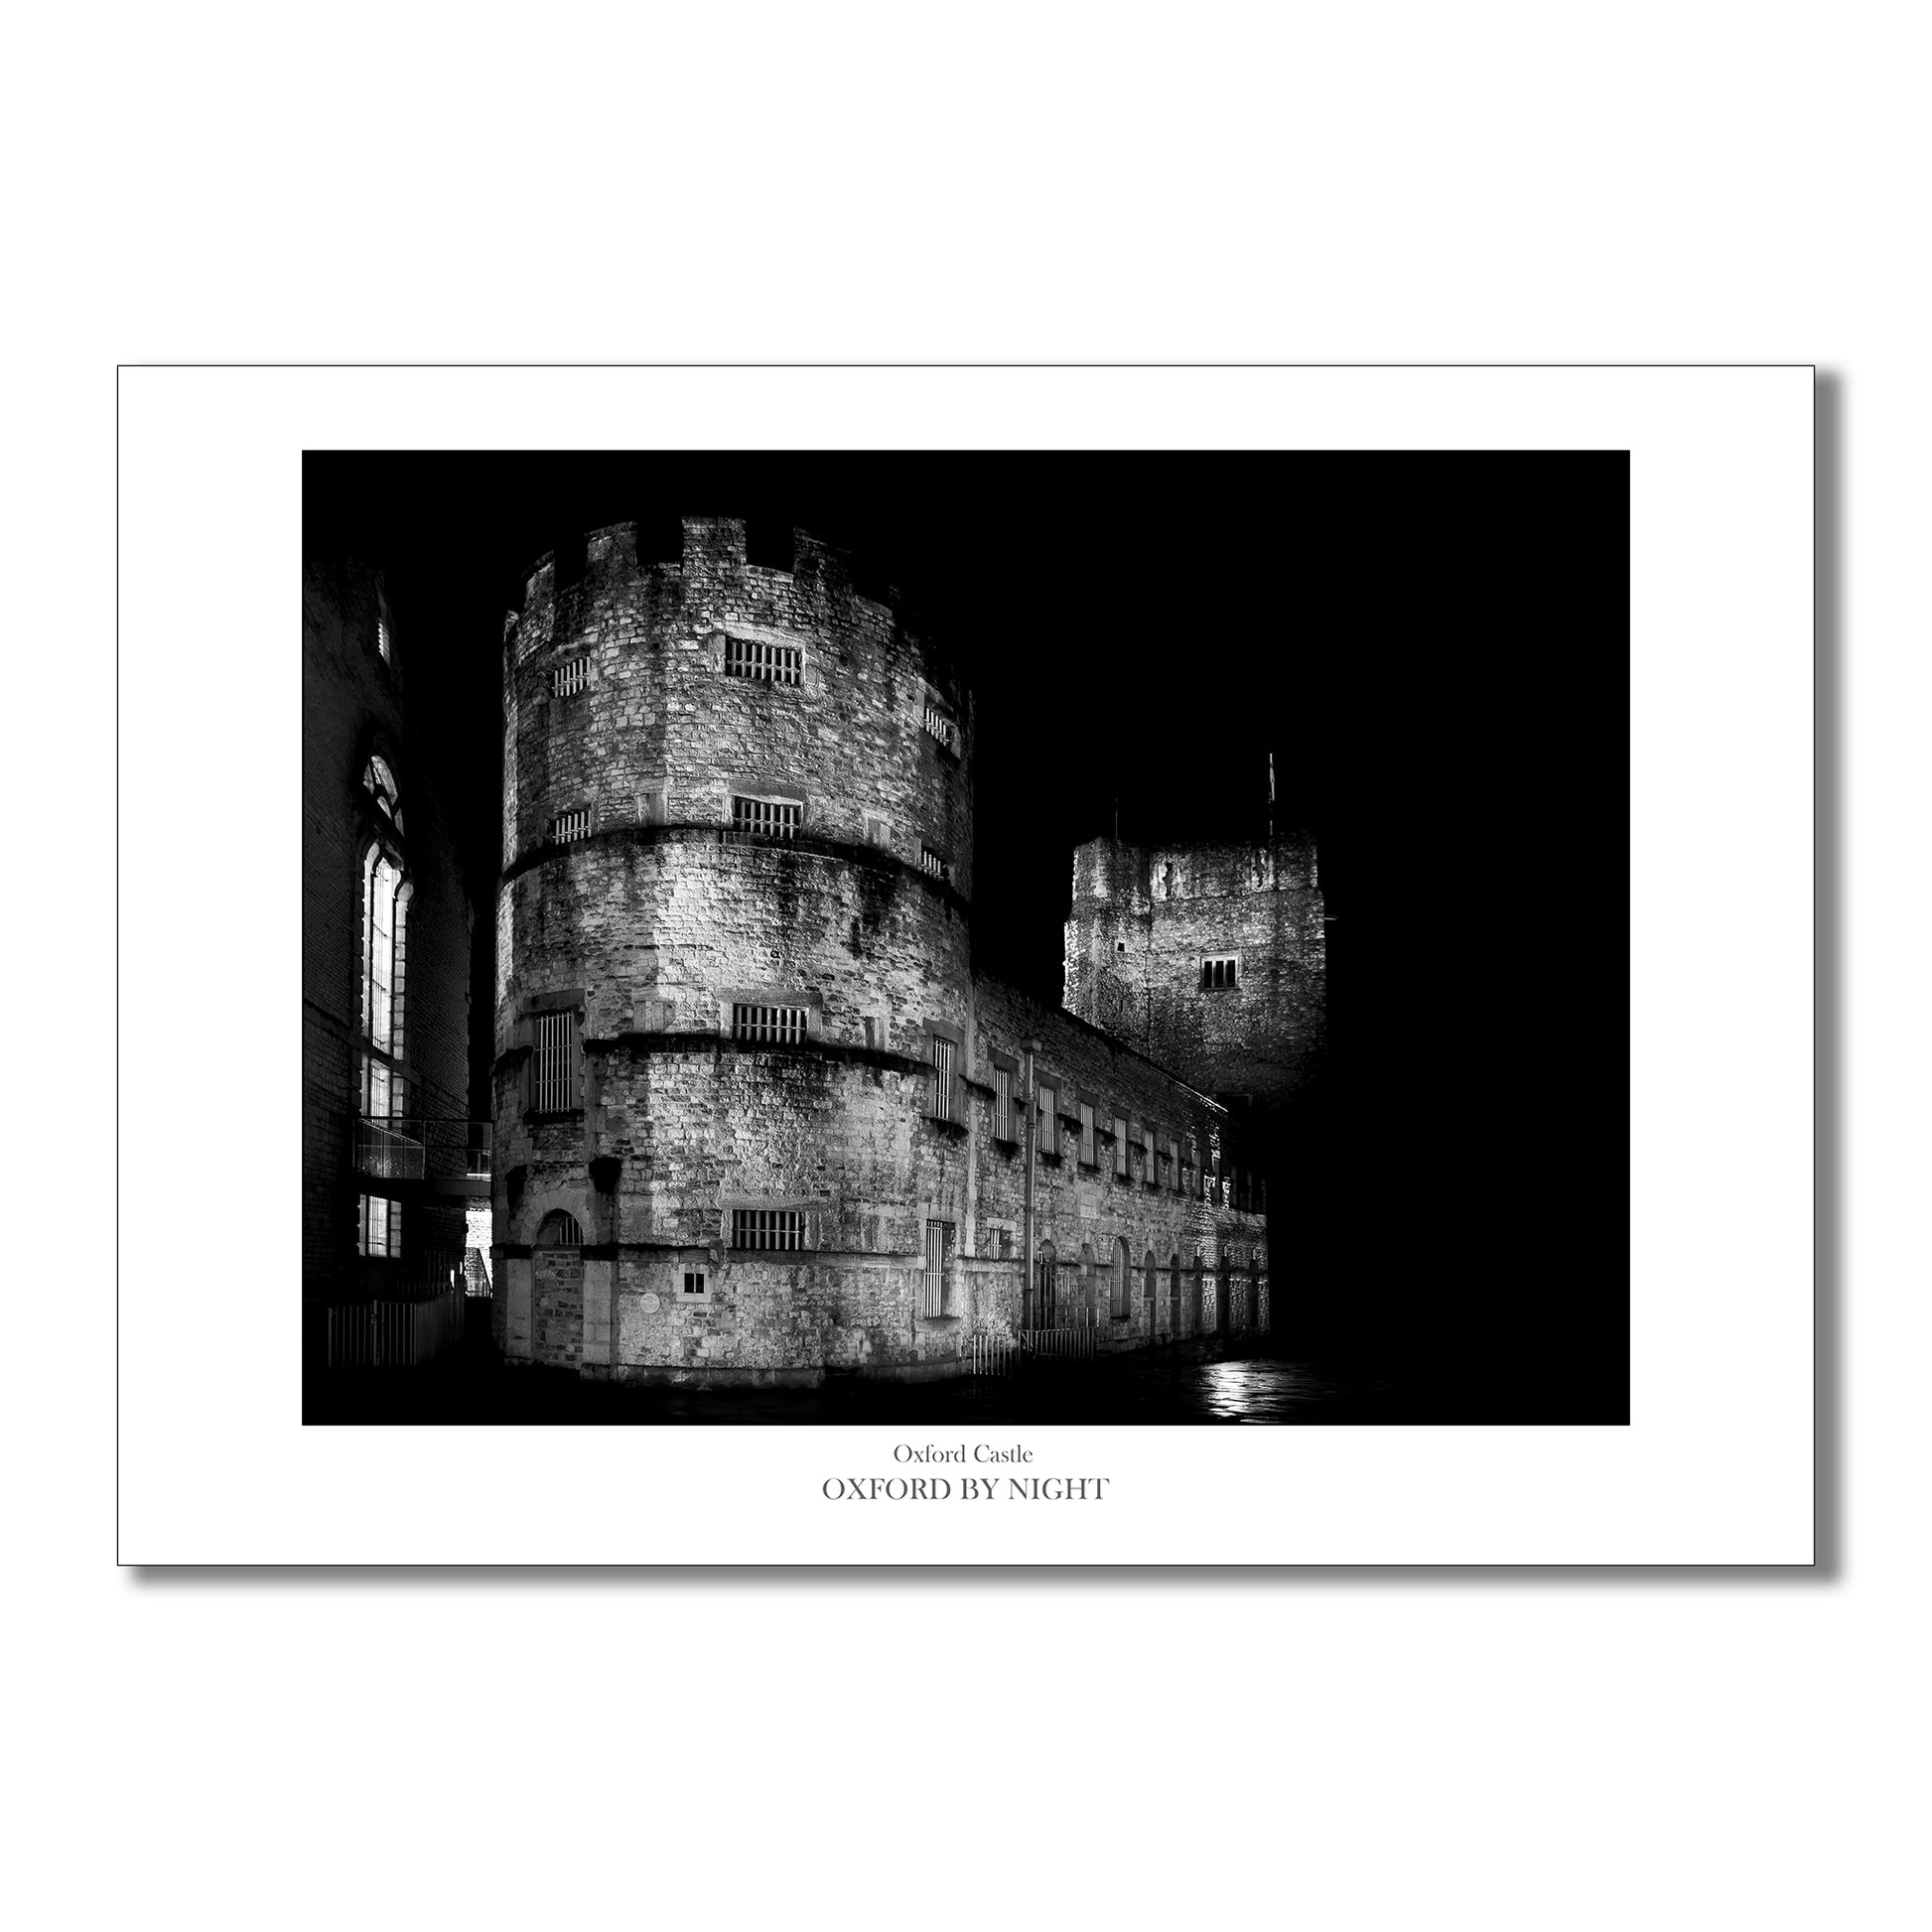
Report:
376,617,391,663
733,1003,807,1045
358,1193,401,1258
919,845,950,882
1201,954,1239,989
551,808,592,843
530,1009,580,1114
552,656,591,698
732,1209,802,1251
723,635,801,684
363,756,403,833
358,830,409,1125
732,795,800,841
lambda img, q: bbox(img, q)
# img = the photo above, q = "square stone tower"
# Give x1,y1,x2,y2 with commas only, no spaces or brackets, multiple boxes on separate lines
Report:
1062,834,1326,1112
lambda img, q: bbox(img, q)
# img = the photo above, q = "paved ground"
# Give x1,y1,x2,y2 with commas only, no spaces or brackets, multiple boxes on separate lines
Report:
304,1328,1443,1427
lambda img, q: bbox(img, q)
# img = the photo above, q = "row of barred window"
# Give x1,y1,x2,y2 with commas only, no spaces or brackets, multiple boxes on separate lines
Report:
543,642,958,754
544,792,950,881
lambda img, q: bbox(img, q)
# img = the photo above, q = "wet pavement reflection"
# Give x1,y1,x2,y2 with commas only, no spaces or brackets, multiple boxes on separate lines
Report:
309,1341,1415,1427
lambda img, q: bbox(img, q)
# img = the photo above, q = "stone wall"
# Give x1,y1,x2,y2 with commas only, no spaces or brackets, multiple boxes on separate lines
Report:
1062,834,1326,1109
501,517,973,900
490,519,1265,1381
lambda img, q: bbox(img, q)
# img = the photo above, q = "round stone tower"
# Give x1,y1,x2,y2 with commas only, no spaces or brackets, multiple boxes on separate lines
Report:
491,516,977,1382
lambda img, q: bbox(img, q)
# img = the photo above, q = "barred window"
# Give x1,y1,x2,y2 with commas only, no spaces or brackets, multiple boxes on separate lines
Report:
923,1220,954,1317
1113,1115,1129,1177
732,1208,802,1251
531,1009,580,1113
1038,1084,1058,1157
921,701,958,753
732,795,800,841
552,655,591,698
723,635,801,685
375,618,391,664
1201,954,1239,989
536,1210,582,1247
733,1003,807,1044
1079,1103,1096,1166
928,1035,956,1120
919,845,950,882
995,1066,1016,1141
551,808,591,844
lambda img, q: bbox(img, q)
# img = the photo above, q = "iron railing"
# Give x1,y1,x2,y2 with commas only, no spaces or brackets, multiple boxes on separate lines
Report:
969,1320,1099,1376
326,1286,467,1368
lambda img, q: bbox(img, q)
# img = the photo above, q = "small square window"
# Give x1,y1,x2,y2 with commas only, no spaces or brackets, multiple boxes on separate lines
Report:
682,1270,707,1297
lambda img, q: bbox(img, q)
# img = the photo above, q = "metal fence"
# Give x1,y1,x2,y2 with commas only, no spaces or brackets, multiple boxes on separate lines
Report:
325,1286,467,1368
970,1333,1017,1376
969,1321,1099,1376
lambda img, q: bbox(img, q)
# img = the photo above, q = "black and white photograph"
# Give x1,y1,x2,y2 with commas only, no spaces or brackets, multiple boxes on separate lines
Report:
300,450,1630,1430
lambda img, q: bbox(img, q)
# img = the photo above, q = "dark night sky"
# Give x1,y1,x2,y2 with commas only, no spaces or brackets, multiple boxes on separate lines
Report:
306,451,1629,1407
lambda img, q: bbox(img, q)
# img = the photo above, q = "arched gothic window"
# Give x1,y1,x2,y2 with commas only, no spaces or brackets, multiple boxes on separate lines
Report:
364,755,404,832
358,755,410,1122
537,1210,583,1248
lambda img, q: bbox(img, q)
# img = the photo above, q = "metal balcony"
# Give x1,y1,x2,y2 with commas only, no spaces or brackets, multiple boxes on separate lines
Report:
353,1118,493,1197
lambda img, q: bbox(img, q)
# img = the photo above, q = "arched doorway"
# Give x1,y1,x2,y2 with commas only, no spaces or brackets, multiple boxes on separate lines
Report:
1032,1239,1057,1330
1192,1255,1205,1335
533,1209,584,1369
1078,1242,1096,1324
1144,1248,1159,1335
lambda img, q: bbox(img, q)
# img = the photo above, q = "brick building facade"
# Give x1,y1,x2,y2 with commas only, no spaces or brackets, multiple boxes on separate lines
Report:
303,557,477,1324
491,518,1282,1385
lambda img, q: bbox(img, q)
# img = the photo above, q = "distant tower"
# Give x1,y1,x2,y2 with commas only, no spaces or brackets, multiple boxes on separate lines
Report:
1062,831,1326,1114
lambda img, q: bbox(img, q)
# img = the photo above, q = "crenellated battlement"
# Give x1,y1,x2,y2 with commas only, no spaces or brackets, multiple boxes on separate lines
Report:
511,515,912,654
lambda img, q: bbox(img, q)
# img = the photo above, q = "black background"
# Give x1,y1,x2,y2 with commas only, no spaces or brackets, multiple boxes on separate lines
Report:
306,452,1629,1421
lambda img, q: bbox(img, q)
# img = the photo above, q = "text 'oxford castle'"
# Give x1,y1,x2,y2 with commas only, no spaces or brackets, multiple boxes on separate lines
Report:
476,516,1325,1383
